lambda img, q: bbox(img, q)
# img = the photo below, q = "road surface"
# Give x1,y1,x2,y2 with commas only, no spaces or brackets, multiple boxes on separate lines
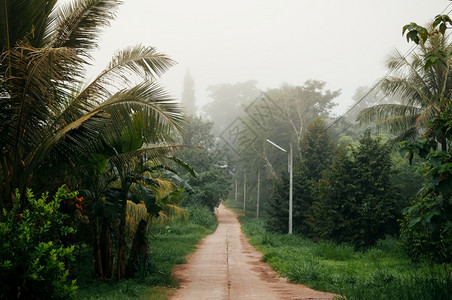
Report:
171,204,336,300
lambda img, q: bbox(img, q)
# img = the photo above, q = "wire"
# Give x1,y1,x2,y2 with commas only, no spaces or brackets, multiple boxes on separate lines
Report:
326,43,416,132
333,92,390,137
326,3,452,133
326,2,451,134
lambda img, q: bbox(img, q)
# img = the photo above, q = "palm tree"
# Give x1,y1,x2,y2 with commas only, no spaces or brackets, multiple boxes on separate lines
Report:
358,23,452,144
0,0,184,210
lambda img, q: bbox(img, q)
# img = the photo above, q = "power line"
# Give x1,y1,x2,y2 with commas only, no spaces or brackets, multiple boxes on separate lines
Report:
333,92,390,137
326,43,417,132
326,2,452,133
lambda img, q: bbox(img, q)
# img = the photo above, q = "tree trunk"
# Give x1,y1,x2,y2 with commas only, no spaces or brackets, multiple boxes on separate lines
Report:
116,198,128,280
100,217,113,279
91,217,104,278
126,219,148,277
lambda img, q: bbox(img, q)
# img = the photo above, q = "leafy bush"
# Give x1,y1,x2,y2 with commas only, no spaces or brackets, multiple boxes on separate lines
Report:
312,131,402,247
183,169,230,211
0,187,77,299
185,204,217,231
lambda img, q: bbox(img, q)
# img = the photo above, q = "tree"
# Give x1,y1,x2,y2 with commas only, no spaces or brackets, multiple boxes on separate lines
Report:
312,131,401,247
358,21,452,142
396,15,452,263
237,81,340,215
0,0,184,211
202,80,260,136
179,116,231,211
181,70,196,116
266,118,335,234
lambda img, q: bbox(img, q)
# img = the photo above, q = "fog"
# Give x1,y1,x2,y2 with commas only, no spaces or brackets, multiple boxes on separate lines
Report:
87,0,450,115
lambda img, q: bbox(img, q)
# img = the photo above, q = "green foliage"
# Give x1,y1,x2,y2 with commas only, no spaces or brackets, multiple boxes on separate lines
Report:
298,118,335,181
313,131,402,247
0,0,183,211
403,22,429,44
184,169,230,211
185,204,217,231
0,187,77,299
265,172,291,233
75,208,216,299
399,136,452,262
179,116,232,211
266,118,335,234
239,215,452,300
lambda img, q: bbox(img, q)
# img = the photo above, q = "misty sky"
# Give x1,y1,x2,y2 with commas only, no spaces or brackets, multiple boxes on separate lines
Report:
86,0,451,115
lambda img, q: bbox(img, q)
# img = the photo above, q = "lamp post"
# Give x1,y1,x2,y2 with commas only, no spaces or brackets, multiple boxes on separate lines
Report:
266,139,293,234
243,172,246,211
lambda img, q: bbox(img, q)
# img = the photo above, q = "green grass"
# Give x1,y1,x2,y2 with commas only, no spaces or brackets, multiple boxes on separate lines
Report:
239,215,452,300
74,206,216,299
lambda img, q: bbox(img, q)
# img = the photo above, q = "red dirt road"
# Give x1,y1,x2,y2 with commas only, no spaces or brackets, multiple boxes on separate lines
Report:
171,204,336,300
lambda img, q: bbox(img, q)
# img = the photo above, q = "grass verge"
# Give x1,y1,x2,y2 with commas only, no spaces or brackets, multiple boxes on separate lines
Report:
238,215,452,300
74,205,216,299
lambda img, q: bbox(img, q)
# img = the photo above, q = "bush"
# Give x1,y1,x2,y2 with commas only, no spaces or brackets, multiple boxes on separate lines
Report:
185,204,217,231
184,169,230,211
0,187,77,299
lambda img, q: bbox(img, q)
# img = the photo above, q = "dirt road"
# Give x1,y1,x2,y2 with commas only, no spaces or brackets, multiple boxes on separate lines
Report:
171,204,336,300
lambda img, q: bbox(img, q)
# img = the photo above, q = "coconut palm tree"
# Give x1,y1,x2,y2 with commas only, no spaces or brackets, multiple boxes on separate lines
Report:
358,23,452,143
0,0,184,210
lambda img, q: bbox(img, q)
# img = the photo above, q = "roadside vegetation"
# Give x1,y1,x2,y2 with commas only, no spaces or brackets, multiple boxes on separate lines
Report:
74,203,217,299
2,0,452,299
236,212,451,300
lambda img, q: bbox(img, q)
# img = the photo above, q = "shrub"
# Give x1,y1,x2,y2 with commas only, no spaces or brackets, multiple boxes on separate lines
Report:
185,204,217,231
0,187,77,299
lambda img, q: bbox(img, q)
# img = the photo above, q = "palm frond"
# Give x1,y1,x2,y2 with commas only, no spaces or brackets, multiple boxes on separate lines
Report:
415,104,438,128
73,45,176,112
0,0,58,50
381,76,436,109
358,103,421,124
25,110,110,181
93,81,185,141
391,127,420,143
2,43,82,154
107,144,188,173
50,0,122,58
375,114,420,134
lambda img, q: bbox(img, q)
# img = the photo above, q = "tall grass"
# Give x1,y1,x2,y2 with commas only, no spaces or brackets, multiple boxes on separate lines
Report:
239,215,452,300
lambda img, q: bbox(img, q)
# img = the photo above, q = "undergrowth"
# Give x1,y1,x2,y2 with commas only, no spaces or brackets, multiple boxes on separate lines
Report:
74,205,216,299
239,215,452,300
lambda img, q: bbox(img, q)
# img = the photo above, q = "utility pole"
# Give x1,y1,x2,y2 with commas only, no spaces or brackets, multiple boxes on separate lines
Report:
235,179,238,202
243,172,246,211
288,143,293,234
266,139,293,234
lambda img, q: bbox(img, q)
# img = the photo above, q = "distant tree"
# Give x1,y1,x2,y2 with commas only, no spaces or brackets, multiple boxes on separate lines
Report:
202,80,260,136
181,70,196,116
180,116,231,210
312,131,401,247
181,115,216,171
234,81,339,216
298,118,335,181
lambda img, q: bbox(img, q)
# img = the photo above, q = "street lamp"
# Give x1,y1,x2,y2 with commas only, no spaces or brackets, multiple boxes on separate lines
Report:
266,139,293,234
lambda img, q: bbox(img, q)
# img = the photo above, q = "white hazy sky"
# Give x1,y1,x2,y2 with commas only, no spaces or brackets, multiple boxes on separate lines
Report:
86,0,451,115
